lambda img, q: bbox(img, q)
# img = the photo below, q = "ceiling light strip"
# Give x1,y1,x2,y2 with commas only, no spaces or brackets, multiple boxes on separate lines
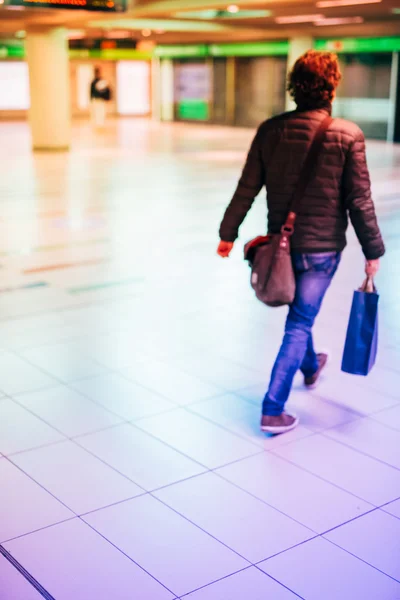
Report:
317,0,381,7
275,13,324,24
314,16,364,25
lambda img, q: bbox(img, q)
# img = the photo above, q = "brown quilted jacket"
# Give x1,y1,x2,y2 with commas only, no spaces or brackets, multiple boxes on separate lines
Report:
219,105,385,260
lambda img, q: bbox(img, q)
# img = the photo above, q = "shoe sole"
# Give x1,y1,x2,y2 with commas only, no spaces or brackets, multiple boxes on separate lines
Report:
261,417,299,435
305,381,318,390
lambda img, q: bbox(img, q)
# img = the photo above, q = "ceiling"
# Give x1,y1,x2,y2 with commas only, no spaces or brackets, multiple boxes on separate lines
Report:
1,0,400,42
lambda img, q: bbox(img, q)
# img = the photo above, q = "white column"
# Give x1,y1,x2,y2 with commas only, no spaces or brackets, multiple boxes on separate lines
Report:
26,27,70,151
286,37,314,111
160,59,174,122
387,51,398,142
151,57,161,121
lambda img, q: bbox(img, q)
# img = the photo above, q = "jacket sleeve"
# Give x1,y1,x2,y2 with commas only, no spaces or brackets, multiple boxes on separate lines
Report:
219,127,264,242
342,131,385,260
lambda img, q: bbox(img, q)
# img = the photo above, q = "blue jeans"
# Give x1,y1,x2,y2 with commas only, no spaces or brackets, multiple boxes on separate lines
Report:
262,252,341,416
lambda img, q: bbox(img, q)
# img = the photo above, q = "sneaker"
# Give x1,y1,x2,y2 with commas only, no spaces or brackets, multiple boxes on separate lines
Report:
304,353,328,389
260,413,299,435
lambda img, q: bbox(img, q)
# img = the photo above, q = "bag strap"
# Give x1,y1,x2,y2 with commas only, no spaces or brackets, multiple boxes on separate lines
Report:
282,116,333,235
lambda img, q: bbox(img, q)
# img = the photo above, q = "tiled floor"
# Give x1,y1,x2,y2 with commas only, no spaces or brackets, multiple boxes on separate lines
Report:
1,118,400,600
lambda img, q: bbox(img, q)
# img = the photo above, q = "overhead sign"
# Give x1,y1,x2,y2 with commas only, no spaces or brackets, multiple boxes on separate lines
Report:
210,41,289,57
315,37,400,53
155,45,209,59
3,0,126,11
0,43,24,59
0,44,152,60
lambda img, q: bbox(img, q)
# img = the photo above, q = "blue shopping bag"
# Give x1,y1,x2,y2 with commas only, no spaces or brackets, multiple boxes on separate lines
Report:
341,278,379,376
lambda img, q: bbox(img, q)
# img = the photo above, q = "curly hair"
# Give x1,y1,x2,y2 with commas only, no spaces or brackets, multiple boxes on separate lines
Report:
287,50,342,109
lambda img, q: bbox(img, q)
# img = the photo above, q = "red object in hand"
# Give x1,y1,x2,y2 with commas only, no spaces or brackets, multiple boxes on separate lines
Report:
217,241,234,258
243,235,271,261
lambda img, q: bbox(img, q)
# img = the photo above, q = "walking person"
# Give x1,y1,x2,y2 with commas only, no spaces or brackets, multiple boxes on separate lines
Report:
217,50,385,435
90,67,111,129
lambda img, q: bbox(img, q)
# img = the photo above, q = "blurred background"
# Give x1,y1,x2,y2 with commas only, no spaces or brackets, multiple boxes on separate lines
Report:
1,0,400,146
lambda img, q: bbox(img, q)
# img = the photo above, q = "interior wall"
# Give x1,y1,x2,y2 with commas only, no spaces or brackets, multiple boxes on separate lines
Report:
335,53,393,140
212,57,227,124
0,61,29,120
234,56,287,128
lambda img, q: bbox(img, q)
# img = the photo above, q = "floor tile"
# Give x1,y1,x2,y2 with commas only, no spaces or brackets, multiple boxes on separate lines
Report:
14,386,122,438
259,537,400,600
136,409,261,469
325,417,400,470
188,393,314,449
274,434,400,506
4,518,173,600
325,510,400,581
80,332,153,370
236,383,271,405
2,119,400,600
10,441,142,515
372,404,400,432
84,495,247,597
170,353,265,391
0,458,73,543
354,365,400,404
19,343,105,383
120,359,225,406
285,388,361,432
76,423,206,490
383,499,400,520
0,399,64,456
311,373,398,416
71,373,175,420
154,472,313,563
183,566,300,600
0,554,43,600
0,351,57,395
217,452,372,533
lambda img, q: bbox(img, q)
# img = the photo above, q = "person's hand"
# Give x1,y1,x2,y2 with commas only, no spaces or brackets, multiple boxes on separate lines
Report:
365,259,380,278
217,241,234,258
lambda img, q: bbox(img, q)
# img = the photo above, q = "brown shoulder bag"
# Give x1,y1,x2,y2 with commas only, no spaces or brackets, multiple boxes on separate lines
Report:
244,116,333,307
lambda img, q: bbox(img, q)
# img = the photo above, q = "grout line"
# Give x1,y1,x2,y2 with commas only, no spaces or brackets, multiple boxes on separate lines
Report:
323,537,400,585
4,455,79,518
212,467,319,536
0,545,56,600
254,535,321,568
319,426,400,475
267,445,380,508
177,566,254,599
253,565,307,600
79,517,182,598
130,418,263,471
145,492,253,566
1,516,77,546
319,507,380,538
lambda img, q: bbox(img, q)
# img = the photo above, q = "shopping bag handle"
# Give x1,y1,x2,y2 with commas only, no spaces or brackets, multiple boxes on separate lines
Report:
360,277,376,293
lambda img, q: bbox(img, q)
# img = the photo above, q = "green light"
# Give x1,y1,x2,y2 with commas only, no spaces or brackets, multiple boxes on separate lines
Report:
315,37,400,53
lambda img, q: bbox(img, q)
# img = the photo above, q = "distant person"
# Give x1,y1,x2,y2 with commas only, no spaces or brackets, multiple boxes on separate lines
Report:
217,50,385,435
90,67,111,129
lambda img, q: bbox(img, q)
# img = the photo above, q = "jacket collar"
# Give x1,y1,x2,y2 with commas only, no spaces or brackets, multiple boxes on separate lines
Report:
295,101,333,115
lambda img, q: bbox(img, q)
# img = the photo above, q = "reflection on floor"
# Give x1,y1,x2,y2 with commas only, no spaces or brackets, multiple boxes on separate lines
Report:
0,119,400,600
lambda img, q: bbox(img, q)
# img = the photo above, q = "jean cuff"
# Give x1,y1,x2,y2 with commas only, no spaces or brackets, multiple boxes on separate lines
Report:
262,397,283,417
